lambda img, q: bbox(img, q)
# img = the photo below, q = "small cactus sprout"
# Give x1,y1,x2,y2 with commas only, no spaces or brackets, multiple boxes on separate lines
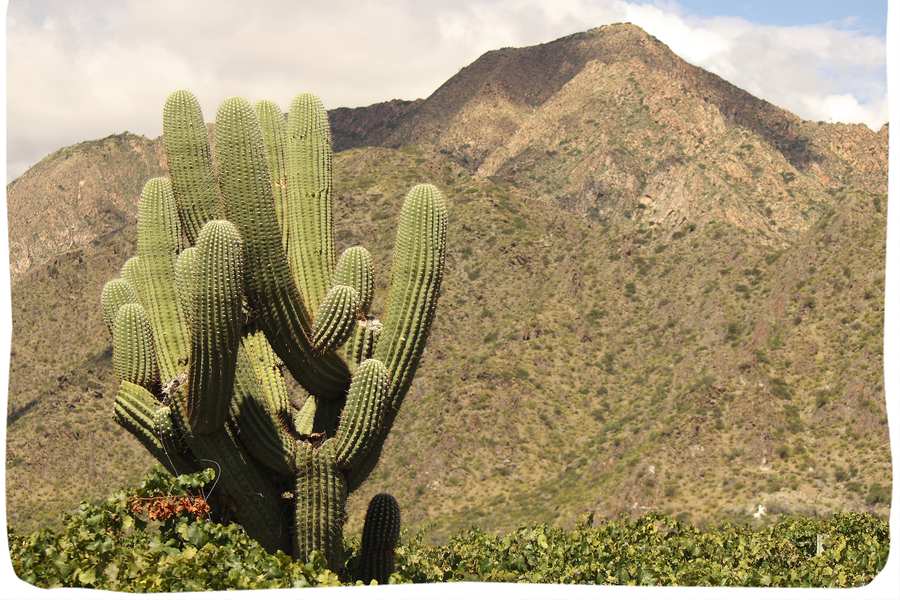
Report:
358,493,401,584
102,89,448,569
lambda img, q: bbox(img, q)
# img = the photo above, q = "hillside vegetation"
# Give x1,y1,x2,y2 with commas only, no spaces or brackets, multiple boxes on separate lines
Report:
5,23,890,541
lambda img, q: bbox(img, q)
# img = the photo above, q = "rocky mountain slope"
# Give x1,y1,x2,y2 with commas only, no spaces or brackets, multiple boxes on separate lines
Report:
381,24,887,236
5,23,890,537
5,98,419,282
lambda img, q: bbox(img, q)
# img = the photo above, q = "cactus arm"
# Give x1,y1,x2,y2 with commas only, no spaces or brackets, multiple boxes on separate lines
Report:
255,100,290,248
293,441,347,566
187,220,244,435
214,96,350,399
227,336,296,477
227,326,296,477
240,331,291,416
120,256,147,301
163,90,222,243
347,319,382,368
334,246,375,314
228,379,296,477
374,184,448,407
312,285,360,353
348,185,448,493
112,303,160,390
357,493,401,584
334,246,376,366
137,177,191,382
113,381,164,451
101,278,139,336
285,93,335,314
333,359,389,470
152,405,191,461
231,344,261,399
114,381,185,473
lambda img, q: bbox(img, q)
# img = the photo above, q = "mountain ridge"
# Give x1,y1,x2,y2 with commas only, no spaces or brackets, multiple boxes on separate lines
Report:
7,24,887,279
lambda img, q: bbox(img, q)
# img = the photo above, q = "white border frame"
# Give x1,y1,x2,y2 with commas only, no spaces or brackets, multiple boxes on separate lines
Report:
0,1,897,598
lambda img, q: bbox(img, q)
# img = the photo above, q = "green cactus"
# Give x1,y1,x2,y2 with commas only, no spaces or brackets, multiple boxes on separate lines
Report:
285,93,335,313
162,90,222,243
187,220,244,434
101,278,139,334
334,246,375,313
135,177,190,381
101,89,448,571
312,285,360,353
357,493,401,584
112,303,159,389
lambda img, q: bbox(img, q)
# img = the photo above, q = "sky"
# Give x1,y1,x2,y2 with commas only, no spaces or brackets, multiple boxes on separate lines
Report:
4,0,889,182
675,0,886,35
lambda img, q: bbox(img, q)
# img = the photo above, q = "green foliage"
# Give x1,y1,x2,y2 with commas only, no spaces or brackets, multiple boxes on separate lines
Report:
9,469,341,591
393,514,889,587
11,474,887,590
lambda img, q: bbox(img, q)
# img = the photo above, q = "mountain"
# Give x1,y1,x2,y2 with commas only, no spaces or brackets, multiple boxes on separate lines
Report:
382,23,887,236
5,23,890,538
6,134,165,280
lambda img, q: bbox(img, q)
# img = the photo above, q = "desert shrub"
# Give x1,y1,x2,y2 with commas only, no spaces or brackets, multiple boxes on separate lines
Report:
769,377,793,400
865,483,890,506
725,322,743,342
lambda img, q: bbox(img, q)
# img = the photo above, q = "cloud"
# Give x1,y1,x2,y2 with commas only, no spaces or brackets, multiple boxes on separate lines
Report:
5,0,887,181
616,3,887,126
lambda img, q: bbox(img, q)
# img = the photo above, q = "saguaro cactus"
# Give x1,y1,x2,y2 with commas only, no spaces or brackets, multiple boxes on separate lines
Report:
101,89,448,569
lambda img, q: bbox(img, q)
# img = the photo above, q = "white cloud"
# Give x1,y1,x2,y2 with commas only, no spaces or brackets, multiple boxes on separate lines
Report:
800,94,889,126
5,0,887,181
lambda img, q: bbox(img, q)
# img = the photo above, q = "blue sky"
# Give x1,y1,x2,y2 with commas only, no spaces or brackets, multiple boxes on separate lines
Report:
675,0,886,35
5,0,890,181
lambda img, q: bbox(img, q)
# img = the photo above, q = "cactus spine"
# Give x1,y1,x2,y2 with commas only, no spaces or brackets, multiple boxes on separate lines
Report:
102,89,448,571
